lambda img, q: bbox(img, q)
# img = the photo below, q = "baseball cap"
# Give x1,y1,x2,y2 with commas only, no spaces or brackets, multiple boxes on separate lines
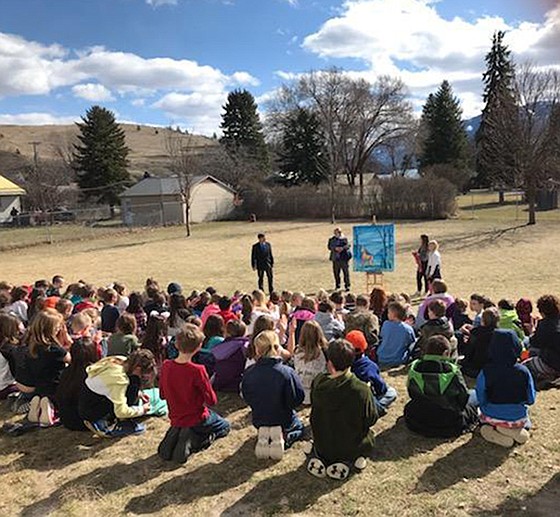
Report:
345,330,368,353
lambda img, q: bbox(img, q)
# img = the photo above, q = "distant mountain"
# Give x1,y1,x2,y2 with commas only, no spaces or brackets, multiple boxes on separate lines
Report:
464,115,482,138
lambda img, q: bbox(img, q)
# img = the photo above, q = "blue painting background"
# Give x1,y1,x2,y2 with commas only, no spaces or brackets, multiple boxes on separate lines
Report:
353,224,396,272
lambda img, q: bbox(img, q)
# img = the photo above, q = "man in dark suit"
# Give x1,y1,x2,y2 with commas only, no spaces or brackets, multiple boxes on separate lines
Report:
328,227,351,291
251,233,274,293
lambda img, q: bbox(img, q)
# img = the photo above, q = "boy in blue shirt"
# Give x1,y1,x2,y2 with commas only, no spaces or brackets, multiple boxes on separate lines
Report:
346,330,397,416
378,302,416,367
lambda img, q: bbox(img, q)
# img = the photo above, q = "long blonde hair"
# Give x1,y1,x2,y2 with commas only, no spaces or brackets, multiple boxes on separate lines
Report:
246,315,275,360
27,309,64,357
297,320,327,362
254,330,280,359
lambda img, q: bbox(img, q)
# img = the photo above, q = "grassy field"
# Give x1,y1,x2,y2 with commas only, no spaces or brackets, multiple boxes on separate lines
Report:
1,193,559,516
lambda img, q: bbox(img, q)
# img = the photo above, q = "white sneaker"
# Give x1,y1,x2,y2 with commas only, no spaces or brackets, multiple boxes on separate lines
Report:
480,425,514,448
255,427,271,459
307,457,327,478
495,426,530,445
39,397,56,427
354,457,367,471
326,462,350,480
27,396,41,423
269,426,285,460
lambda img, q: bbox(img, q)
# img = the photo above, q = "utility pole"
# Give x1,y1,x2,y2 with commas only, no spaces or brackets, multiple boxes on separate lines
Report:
29,141,41,168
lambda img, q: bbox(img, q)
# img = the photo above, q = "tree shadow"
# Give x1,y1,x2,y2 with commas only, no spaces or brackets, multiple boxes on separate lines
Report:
222,464,344,516
21,453,182,516
474,472,560,516
125,439,262,514
373,416,448,462
414,434,510,494
441,224,528,252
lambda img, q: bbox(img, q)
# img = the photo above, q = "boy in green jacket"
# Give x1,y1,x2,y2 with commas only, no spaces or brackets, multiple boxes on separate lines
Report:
307,339,378,480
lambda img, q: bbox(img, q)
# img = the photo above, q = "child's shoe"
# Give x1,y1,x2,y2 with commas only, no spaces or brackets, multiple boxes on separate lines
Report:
354,457,367,471
495,426,530,445
109,420,145,438
307,457,327,479
326,462,350,481
480,425,514,447
39,397,56,427
27,396,41,424
83,418,112,438
269,426,285,460
171,428,195,463
255,426,271,459
302,441,313,455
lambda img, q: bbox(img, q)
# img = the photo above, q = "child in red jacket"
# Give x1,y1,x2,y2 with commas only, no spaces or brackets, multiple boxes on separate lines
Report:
158,324,230,463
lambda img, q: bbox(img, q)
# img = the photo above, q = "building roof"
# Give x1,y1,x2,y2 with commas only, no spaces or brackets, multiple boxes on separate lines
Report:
120,175,235,198
0,174,26,196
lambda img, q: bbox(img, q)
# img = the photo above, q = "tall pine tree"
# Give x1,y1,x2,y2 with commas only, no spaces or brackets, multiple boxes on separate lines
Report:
475,31,517,188
277,108,327,186
419,81,470,169
73,106,130,208
220,89,269,172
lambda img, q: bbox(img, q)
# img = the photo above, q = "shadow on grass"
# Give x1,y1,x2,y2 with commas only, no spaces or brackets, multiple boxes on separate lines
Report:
373,416,448,462
221,464,342,516
441,224,528,252
214,392,248,418
474,472,560,516
125,439,260,514
21,453,182,516
414,434,510,494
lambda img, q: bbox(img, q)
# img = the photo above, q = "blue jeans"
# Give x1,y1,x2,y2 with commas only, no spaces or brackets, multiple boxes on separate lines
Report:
191,410,230,441
375,385,397,416
284,415,305,448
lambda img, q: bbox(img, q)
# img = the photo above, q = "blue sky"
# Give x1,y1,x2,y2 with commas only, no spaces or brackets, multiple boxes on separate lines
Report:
0,0,558,134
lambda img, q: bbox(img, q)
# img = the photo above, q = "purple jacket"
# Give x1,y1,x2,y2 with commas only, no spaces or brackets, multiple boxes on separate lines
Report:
211,337,249,392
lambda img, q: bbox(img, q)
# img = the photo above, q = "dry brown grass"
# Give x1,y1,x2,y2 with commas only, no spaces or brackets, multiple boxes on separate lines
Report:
1,202,560,516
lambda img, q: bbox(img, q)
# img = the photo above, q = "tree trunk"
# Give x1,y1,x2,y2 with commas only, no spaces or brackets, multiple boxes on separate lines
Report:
526,181,537,225
498,190,505,205
185,202,191,237
330,169,336,225
359,171,364,202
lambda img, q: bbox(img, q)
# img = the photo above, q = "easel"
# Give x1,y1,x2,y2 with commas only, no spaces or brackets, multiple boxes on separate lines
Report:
366,271,385,292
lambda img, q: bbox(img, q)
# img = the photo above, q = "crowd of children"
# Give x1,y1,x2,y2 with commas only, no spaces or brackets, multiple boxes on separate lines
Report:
0,275,558,479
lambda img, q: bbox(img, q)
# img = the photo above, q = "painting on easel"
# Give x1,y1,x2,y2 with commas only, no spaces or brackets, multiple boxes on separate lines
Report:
353,224,396,273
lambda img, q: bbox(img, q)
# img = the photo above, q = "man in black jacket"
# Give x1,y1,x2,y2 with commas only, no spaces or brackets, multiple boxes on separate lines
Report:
328,227,351,291
251,233,274,293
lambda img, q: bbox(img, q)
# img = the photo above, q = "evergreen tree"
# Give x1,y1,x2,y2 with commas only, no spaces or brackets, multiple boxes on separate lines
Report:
220,89,269,171
73,106,130,207
419,81,470,169
475,31,517,188
277,108,327,186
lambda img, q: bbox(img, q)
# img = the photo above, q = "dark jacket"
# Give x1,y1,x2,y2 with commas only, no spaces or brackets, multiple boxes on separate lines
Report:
405,354,477,438
211,337,249,393
328,236,351,262
344,309,379,347
529,317,560,371
461,326,495,378
311,371,377,464
351,355,387,397
251,242,274,271
241,357,304,428
417,317,458,359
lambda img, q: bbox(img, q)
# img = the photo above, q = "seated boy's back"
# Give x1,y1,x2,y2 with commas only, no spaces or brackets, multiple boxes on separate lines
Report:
377,302,416,367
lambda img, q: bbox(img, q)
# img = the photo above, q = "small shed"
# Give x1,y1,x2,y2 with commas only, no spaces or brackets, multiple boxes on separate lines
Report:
0,174,25,224
120,175,236,226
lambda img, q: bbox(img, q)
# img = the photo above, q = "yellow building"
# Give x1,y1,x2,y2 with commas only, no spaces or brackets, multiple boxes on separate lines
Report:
0,174,25,224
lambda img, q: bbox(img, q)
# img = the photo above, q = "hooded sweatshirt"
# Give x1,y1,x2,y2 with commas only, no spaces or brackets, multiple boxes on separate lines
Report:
476,330,536,422
314,312,345,342
498,309,525,342
416,293,455,329
211,336,249,392
529,317,560,372
310,371,377,464
351,354,387,397
461,326,495,378
82,356,144,420
417,317,458,359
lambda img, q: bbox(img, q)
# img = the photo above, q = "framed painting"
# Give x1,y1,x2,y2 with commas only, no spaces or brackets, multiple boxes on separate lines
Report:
353,224,396,273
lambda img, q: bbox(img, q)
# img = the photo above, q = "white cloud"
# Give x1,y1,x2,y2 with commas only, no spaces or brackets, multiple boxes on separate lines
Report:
0,112,78,125
145,0,178,7
283,0,299,6
72,83,115,102
230,71,260,86
302,0,560,117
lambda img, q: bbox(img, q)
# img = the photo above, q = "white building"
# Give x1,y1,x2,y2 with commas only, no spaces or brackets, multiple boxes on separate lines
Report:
120,175,236,226
0,174,25,224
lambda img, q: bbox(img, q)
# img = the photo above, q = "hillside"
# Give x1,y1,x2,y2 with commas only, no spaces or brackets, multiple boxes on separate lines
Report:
0,123,217,177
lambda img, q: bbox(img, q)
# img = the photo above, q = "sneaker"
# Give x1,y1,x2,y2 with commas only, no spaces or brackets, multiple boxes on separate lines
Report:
171,428,195,463
302,441,313,455
412,291,421,298
109,420,145,438
269,426,285,460
255,427,271,459
354,457,367,471
307,457,327,479
83,419,112,438
39,398,56,427
27,396,41,423
326,462,350,481
495,426,530,445
480,425,514,448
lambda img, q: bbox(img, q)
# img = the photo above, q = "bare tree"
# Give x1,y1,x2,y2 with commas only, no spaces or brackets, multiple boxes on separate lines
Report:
268,68,414,222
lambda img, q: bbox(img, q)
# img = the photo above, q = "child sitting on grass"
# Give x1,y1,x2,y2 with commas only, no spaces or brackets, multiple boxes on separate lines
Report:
461,307,500,379
404,336,478,438
158,324,230,463
101,288,120,333
211,319,249,393
497,299,525,342
306,338,377,480
416,300,458,359
107,313,140,357
377,302,416,368
79,349,155,438
477,330,536,447
241,330,305,460
346,330,397,416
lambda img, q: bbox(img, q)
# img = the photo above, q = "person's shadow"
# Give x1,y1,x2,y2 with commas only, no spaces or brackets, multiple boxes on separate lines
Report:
414,434,511,493
125,438,262,514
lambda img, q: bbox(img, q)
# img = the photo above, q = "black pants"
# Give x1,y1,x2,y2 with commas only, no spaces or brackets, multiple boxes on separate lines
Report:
332,260,350,290
79,375,140,422
416,260,428,292
257,267,274,293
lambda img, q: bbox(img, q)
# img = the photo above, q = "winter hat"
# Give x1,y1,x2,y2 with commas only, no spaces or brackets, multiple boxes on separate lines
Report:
345,330,368,353
167,282,182,295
